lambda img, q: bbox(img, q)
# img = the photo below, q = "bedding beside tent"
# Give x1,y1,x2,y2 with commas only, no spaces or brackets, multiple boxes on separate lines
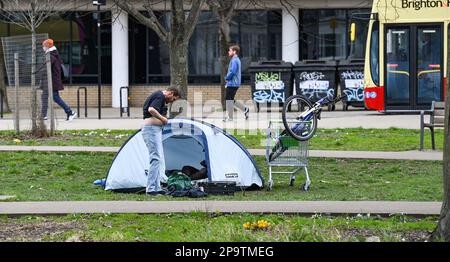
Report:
105,118,263,192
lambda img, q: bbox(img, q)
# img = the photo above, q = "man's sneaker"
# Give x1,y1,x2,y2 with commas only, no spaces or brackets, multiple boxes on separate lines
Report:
67,111,77,121
146,190,167,196
222,117,233,122
244,107,249,120
42,116,48,120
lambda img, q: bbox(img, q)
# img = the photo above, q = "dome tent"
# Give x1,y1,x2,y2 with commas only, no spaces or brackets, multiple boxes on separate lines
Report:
105,118,263,192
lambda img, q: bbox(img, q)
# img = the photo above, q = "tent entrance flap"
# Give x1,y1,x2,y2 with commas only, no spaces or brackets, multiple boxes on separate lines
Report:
163,135,206,171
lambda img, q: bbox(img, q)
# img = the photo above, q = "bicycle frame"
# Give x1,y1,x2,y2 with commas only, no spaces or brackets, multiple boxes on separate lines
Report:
285,94,347,141
297,96,329,121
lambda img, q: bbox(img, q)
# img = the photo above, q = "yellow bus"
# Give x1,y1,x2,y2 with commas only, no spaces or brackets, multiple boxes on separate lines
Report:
363,0,449,111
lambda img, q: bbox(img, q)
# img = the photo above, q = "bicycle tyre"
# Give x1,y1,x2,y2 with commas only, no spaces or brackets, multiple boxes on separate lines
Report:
282,95,318,141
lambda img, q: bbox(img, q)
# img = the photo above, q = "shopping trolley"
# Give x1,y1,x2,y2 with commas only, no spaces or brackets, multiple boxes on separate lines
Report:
266,120,310,191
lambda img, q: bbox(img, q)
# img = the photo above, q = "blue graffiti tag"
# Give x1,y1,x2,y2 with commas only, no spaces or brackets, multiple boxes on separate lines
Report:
253,89,285,103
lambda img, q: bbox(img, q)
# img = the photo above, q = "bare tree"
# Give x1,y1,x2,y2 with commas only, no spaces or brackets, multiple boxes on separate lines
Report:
431,32,450,241
114,0,204,99
206,0,239,108
0,0,83,136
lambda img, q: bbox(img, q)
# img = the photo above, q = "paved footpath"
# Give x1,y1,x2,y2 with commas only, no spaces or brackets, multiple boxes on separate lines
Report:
0,201,442,216
0,145,443,161
0,107,423,130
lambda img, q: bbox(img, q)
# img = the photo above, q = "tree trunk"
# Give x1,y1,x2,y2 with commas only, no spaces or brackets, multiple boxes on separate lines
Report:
219,20,231,108
30,30,38,134
0,42,11,112
169,40,189,118
431,30,450,241
31,30,48,137
169,41,189,98
169,0,189,99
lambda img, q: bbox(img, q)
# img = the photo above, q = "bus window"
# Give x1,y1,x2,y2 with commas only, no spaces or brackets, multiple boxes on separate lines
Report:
369,22,379,86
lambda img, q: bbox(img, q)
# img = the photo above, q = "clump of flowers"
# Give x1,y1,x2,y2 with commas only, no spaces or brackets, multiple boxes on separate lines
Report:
243,219,271,231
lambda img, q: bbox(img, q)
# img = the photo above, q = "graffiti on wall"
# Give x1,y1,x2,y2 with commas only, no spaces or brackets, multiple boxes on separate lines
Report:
298,71,331,100
340,70,363,80
340,70,364,102
253,89,285,103
254,72,285,90
298,71,326,81
253,72,285,102
300,88,335,101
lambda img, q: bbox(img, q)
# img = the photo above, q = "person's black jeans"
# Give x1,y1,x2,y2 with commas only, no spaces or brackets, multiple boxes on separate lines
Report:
225,87,246,119
41,89,72,117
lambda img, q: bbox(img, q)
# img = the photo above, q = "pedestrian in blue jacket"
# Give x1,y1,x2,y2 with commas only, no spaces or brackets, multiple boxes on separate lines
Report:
224,45,249,121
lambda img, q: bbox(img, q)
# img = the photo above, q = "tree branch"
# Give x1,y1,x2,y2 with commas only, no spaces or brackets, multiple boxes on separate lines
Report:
114,0,169,42
183,0,205,43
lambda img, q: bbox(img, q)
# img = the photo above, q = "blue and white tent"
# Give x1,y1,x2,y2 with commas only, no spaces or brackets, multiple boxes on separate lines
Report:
105,118,263,192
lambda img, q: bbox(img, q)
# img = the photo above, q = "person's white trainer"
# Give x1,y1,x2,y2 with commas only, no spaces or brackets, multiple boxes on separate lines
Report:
67,111,77,121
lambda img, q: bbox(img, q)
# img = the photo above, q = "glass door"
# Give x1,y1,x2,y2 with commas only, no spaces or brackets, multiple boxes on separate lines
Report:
385,27,410,106
416,26,442,105
385,24,443,110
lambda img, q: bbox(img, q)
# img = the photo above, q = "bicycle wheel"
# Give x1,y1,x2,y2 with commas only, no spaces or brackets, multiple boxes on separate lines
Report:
282,95,317,141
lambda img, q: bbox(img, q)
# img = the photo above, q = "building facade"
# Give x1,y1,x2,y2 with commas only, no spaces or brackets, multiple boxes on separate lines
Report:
0,0,372,108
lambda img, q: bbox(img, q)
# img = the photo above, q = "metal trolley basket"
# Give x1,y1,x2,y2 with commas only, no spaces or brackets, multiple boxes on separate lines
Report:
266,120,310,191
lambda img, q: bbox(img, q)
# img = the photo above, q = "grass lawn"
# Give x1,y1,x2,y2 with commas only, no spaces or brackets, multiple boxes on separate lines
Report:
0,213,437,242
0,152,442,201
0,128,443,151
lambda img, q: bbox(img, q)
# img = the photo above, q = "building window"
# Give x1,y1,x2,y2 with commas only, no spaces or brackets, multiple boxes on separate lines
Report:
188,12,220,83
65,12,112,84
0,12,112,84
129,10,282,84
300,9,370,61
232,10,282,83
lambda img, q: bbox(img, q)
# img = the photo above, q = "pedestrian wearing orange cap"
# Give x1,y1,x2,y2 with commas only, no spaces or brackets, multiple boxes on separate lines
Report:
41,39,76,121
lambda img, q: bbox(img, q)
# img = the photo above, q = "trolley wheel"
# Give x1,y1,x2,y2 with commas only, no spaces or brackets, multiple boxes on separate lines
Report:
267,180,273,191
289,177,295,186
301,182,310,191
281,95,318,141
256,103,260,113
343,102,348,111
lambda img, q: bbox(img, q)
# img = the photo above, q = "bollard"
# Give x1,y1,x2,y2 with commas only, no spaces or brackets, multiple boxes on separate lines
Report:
119,86,130,117
77,87,88,118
